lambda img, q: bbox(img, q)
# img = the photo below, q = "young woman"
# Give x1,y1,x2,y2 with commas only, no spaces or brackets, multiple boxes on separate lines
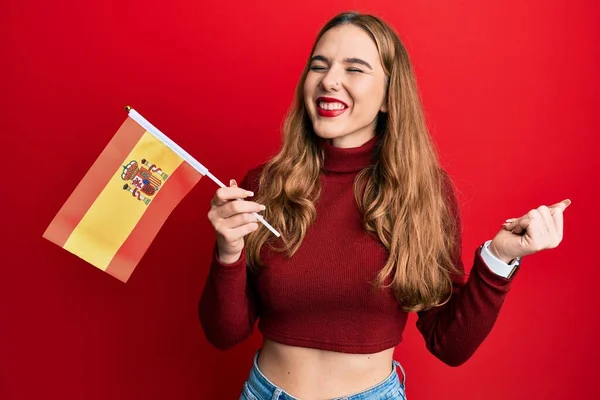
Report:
199,11,570,400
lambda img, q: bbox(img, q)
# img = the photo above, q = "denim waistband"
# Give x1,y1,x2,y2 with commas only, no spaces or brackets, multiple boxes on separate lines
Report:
242,351,406,400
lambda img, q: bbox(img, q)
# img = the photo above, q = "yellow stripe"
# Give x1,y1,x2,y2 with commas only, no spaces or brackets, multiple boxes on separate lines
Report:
63,131,184,270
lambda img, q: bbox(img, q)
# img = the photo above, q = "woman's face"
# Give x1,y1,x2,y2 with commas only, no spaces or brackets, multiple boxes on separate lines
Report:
304,24,388,148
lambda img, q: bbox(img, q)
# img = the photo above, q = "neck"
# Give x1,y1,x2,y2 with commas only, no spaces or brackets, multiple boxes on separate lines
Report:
320,134,379,175
328,132,376,149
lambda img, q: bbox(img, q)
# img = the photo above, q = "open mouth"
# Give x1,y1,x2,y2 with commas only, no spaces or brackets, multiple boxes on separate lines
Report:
316,97,348,117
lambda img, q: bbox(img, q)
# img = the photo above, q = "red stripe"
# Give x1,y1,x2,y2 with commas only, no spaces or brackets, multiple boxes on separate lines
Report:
43,117,145,247
104,162,202,282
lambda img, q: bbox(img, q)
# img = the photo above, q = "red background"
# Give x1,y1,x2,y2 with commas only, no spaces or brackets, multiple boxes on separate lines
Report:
1,1,598,399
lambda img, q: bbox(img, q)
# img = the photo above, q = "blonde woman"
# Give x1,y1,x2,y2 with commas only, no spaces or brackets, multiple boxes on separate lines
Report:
200,11,570,400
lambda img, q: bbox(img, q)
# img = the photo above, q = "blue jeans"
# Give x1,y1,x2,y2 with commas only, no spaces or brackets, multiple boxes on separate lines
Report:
240,351,407,400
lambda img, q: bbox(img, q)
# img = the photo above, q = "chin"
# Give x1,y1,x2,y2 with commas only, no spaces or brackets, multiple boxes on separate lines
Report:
312,123,348,140
314,130,343,140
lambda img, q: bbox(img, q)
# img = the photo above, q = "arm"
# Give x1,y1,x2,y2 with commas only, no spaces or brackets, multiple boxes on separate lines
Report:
198,246,260,350
198,167,263,350
416,173,518,366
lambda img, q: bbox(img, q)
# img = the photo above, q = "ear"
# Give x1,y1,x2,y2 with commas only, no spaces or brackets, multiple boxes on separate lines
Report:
380,100,388,113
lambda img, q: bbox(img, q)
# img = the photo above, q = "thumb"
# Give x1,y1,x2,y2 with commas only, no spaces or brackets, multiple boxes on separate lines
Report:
229,179,238,188
502,217,527,235
502,218,519,231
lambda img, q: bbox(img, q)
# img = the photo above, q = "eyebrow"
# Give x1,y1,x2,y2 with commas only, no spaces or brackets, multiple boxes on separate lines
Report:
310,55,373,70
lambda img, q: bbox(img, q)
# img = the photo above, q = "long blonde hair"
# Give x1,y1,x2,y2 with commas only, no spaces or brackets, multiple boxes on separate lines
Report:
245,12,463,312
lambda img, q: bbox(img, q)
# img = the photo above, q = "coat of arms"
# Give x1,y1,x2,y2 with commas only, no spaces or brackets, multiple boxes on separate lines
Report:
121,159,169,205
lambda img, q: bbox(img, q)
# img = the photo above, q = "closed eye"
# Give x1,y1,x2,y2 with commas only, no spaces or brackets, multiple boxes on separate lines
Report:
309,66,364,74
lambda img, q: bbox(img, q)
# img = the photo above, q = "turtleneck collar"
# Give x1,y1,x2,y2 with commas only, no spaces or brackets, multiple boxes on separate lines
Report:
320,134,379,174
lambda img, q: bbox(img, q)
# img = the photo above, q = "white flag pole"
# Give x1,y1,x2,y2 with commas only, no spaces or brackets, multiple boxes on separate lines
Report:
125,106,281,238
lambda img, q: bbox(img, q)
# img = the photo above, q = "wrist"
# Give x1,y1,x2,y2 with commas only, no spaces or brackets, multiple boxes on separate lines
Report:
488,241,514,264
217,249,243,265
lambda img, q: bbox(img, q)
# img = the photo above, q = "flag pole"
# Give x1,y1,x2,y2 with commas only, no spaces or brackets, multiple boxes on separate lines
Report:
124,106,280,238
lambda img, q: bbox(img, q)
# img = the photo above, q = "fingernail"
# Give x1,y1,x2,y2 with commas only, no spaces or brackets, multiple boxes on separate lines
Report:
564,199,572,207
259,204,266,211
246,191,254,197
230,179,237,186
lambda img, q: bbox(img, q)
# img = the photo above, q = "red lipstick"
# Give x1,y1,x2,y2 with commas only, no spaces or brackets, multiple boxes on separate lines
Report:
316,97,348,118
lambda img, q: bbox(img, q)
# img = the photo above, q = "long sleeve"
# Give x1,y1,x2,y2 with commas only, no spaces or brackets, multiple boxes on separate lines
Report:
198,246,260,350
416,173,518,366
480,240,520,278
198,166,264,350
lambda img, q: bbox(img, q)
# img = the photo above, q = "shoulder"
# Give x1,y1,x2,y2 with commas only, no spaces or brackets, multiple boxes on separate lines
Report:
239,163,268,193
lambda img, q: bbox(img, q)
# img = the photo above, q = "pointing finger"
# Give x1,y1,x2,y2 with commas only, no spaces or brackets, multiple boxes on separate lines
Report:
550,199,572,213
552,207,564,238
211,186,254,207
503,199,571,231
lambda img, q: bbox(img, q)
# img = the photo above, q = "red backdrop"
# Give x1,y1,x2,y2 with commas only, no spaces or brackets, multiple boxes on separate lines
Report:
1,0,598,399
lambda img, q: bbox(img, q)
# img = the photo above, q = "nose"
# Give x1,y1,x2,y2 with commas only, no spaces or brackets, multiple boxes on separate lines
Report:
320,66,342,92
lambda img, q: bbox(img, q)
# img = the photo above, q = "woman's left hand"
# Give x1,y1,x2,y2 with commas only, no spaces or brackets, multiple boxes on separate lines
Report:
488,199,572,264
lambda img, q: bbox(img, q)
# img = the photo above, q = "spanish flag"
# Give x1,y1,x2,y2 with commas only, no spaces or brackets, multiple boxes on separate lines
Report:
43,107,206,282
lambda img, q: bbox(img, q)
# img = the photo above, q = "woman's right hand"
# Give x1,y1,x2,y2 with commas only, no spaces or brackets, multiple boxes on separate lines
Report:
207,179,265,264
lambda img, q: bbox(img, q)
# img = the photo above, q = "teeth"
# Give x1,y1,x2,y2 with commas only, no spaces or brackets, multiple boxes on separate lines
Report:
318,101,346,110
